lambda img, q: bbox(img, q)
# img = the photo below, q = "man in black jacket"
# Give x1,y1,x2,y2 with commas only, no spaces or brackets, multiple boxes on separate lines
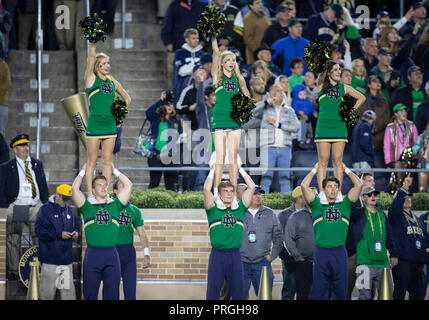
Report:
0,133,49,280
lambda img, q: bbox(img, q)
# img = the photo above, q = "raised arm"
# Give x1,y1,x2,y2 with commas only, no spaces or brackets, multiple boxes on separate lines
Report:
72,163,87,208
112,164,133,205
301,163,318,204
211,37,220,84
203,168,215,209
239,167,255,208
343,163,363,203
84,43,96,88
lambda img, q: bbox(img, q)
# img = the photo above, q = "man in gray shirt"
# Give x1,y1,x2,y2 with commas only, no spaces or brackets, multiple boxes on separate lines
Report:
240,185,283,297
284,198,315,300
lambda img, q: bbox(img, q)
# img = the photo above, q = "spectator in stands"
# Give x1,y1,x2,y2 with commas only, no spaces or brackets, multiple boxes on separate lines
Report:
161,0,205,85
3,0,17,50
145,91,182,191
0,57,11,136
172,28,205,103
292,84,316,150
303,3,341,43
304,70,318,109
236,0,270,23
383,104,418,188
194,85,216,191
336,6,363,61
241,185,283,298
249,76,266,103
277,186,304,300
412,119,429,192
415,81,429,134
201,53,214,88
0,134,49,280
415,24,429,69
271,18,308,76
251,60,276,89
0,2,11,60
360,75,391,152
53,0,77,50
283,191,315,300
351,59,367,94
259,84,299,194
330,41,352,71
288,57,306,93
389,176,426,300
362,38,378,76
274,75,291,106
369,47,403,103
372,9,413,40
340,68,352,85
210,0,242,52
351,110,376,171
260,1,294,47
390,66,427,122
252,44,282,76
398,1,428,56
243,0,271,64
16,0,37,50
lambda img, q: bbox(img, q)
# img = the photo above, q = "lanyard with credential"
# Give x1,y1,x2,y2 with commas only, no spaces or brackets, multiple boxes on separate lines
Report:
366,209,382,240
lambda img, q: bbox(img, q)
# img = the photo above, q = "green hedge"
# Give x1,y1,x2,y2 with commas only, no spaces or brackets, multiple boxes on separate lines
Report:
126,188,429,211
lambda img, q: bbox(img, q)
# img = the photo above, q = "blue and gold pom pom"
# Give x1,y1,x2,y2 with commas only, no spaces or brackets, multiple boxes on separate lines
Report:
79,13,107,43
197,5,226,39
231,92,256,125
111,98,128,126
303,40,330,74
338,95,358,129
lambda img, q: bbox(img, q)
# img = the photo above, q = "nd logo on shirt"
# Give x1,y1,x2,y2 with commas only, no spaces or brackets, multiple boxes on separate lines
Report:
222,212,237,228
119,211,132,227
95,210,111,225
100,82,113,94
324,208,341,223
224,80,237,92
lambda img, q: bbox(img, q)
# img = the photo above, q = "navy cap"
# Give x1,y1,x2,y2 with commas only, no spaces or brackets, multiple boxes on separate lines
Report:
376,11,389,20
10,133,29,149
254,185,265,194
200,53,212,65
407,65,422,75
413,2,424,9
192,63,202,73
377,47,392,55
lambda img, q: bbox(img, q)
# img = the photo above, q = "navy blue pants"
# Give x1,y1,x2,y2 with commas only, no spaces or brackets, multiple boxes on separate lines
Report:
392,258,424,300
312,245,348,300
206,248,245,300
116,243,137,300
83,246,121,300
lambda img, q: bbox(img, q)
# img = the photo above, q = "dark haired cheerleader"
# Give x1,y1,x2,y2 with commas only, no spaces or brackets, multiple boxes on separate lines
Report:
315,61,365,196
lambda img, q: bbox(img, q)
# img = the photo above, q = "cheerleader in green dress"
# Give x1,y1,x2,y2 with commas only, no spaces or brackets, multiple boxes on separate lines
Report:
84,42,131,195
315,61,365,193
211,37,250,193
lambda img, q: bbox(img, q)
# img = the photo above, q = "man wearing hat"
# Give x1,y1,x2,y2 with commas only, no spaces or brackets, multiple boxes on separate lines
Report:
261,0,295,47
398,2,428,53
35,184,80,300
283,186,315,300
271,17,309,76
351,110,376,171
388,176,429,300
0,133,49,280
369,47,403,103
383,103,418,188
390,65,427,122
240,185,283,298
303,3,340,43
252,44,282,76
349,186,398,300
415,81,429,134
277,186,306,299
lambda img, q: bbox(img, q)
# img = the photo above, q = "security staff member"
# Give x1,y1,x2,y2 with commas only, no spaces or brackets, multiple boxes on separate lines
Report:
0,134,49,280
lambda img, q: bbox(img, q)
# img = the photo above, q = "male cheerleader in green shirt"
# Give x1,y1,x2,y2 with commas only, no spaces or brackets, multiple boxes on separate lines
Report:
204,165,255,300
72,163,133,300
301,162,363,300
113,179,150,300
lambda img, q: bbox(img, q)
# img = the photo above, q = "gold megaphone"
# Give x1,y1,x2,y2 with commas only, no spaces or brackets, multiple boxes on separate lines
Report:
378,267,393,300
61,92,89,149
258,266,272,300
26,257,40,300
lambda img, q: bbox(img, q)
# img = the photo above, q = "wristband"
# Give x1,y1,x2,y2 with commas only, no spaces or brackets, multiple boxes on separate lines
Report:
207,169,214,179
311,168,317,175
345,167,351,175
113,168,122,178
78,170,85,178
143,247,150,256
239,167,249,178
